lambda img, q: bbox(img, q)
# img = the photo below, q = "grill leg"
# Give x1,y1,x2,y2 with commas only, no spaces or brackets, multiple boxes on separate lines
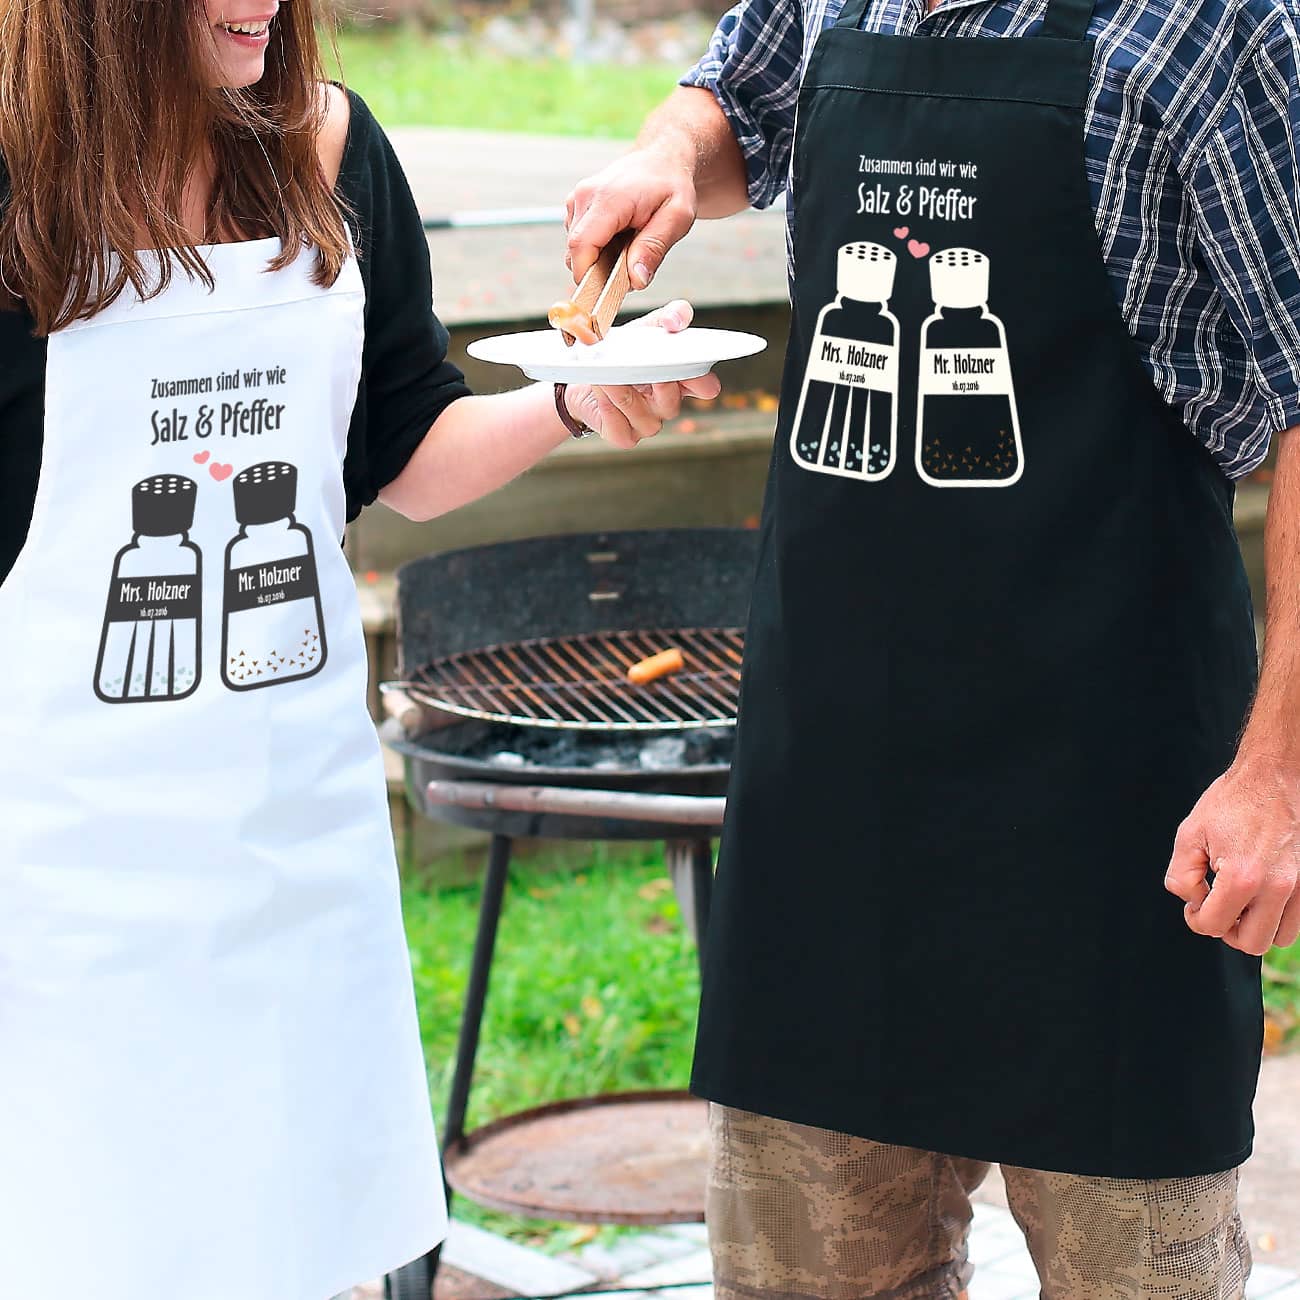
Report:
410,836,513,1300
667,838,714,967
444,833,513,1149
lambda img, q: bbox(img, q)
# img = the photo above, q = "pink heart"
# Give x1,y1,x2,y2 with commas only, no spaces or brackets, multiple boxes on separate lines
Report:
209,462,233,482
893,226,909,240
908,239,931,259
192,450,210,464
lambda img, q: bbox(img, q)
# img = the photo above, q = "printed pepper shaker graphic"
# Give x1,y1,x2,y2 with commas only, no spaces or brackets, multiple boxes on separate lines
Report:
94,475,202,703
790,241,900,481
221,461,327,690
916,248,1024,487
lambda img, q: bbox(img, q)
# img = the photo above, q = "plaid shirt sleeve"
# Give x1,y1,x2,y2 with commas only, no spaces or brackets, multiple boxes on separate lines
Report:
681,0,806,210
1184,11,1300,456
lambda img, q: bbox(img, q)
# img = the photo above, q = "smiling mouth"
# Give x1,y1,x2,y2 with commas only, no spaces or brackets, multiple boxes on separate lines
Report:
220,17,273,38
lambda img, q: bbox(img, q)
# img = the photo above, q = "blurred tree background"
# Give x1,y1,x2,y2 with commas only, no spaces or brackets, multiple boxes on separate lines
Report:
325,0,717,132
334,0,705,25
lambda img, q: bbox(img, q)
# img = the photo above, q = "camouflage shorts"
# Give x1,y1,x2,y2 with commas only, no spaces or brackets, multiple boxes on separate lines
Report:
707,1106,1250,1300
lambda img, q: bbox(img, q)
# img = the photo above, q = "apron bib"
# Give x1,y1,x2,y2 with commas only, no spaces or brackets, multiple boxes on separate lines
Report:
0,239,446,1298
692,0,1264,1178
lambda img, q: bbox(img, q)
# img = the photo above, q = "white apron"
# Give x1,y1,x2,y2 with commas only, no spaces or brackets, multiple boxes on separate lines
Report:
0,238,447,1299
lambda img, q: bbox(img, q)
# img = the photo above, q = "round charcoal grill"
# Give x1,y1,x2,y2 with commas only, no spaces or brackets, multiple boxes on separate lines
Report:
380,530,755,1299
387,527,758,838
391,528,756,710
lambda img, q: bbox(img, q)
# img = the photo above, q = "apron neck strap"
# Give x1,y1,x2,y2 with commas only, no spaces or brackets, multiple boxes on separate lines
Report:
1038,0,1094,40
835,0,871,29
835,0,1093,39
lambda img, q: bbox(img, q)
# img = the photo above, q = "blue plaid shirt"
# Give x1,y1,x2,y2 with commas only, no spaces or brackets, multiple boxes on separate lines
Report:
684,0,1300,477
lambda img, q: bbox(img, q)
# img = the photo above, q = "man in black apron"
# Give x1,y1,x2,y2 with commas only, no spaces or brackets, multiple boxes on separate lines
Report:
567,0,1300,1294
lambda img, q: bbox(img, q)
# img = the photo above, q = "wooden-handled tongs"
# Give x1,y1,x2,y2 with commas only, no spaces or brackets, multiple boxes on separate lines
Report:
548,231,634,347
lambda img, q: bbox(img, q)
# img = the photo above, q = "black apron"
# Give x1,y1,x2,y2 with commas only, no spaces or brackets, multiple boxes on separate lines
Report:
692,0,1264,1179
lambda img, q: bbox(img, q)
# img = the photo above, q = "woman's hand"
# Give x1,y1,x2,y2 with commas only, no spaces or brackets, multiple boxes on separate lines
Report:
563,301,722,450
380,301,723,521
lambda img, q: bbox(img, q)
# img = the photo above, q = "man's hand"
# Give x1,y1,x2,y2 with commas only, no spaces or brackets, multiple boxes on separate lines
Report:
566,147,699,291
565,85,750,290
1167,425,1300,956
1166,754,1300,955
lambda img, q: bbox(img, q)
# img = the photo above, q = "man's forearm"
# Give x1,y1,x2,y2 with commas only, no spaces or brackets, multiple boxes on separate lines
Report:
637,86,750,219
1239,426,1300,770
1166,424,1300,954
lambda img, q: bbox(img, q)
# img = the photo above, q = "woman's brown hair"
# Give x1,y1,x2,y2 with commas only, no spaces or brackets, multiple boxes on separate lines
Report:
0,0,350,336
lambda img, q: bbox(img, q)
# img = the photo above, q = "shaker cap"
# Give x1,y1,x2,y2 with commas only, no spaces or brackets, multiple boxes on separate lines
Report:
232,461,298,525
132,475,197,536
837,242,896,302
929,248,989,309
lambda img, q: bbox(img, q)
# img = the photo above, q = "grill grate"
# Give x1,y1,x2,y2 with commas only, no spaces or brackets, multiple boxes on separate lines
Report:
403,627,744,731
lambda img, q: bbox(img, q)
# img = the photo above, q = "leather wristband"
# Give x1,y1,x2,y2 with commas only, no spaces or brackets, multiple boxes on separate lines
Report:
555,383,596,439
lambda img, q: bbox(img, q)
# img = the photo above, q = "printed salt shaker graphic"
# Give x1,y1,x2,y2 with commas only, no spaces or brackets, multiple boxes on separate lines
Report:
916,248,1023,487
221,462,327,691
94,475,202,703
790,241,900,481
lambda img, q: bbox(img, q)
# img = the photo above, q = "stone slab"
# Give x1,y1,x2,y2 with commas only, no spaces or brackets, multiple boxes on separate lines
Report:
384,126,789,327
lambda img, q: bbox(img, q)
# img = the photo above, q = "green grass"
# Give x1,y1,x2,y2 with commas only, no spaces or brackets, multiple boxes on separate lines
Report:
1265,939,1300,1039
405,843,699,1125
402,844,700,1245
329,27,681,136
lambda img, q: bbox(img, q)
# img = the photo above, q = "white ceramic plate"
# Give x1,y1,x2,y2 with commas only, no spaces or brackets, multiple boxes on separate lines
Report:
467,325,769,385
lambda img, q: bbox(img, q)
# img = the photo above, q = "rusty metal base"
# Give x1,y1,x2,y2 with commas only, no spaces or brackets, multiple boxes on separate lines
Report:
443,1091,709,1224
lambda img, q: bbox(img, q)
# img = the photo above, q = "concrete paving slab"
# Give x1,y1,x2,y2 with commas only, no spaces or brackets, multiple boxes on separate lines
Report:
620,1248,715,1288
384,127,789,326
639,1232,707,1261
968,1224,1029,1268
668,1223,712,1245
571,1236,676,1281
1249,1263,1300,1297
441,1220,598,1295
386,128,627,216
1241,1053,1300,1272
968,1268,1036,1300
985,1250,1040,1284
420,213,787,326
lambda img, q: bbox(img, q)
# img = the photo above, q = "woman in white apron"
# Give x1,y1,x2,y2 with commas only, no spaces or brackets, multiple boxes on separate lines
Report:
0,4,718,1298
